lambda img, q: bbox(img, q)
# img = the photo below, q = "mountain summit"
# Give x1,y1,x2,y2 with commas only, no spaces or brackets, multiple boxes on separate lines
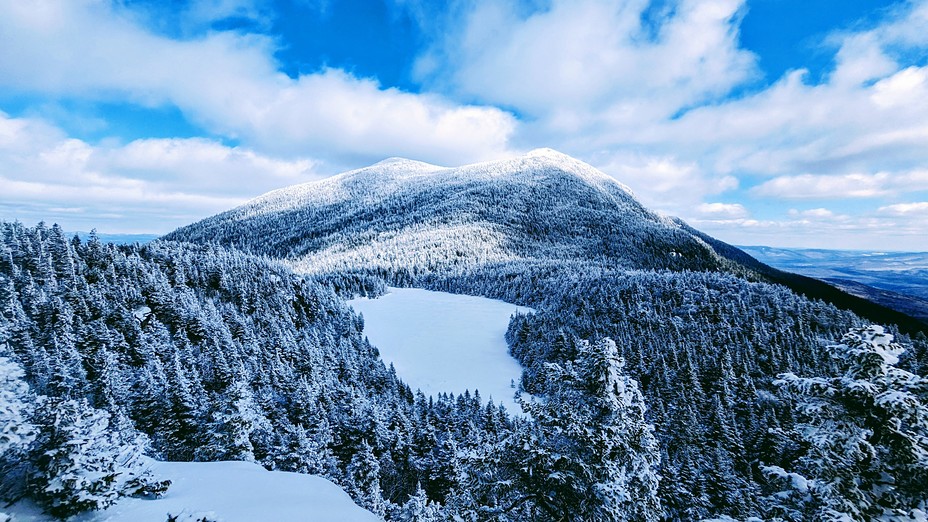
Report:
166,149,729,274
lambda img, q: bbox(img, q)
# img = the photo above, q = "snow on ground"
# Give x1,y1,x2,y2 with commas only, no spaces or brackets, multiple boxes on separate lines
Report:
348,288,533,414
7,460,378,522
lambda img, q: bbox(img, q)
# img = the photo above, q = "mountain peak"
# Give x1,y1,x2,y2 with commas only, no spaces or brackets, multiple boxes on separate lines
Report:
368,156,442,169
523,147,572,160
507,148,636,198
167,148,726,274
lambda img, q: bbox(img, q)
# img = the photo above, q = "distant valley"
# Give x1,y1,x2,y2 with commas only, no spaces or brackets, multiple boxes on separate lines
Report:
741,245,928,323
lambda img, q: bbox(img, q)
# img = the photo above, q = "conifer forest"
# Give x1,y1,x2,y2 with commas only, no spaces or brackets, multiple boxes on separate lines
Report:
2,153,927,521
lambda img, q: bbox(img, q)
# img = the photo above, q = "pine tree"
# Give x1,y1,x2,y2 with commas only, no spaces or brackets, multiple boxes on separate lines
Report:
578,338,662,522
426,430,461,503
0,352,36,457
397,482,442,522
198,381,259,462
764,326,928,521
513,337,663,522
0,352,38,503
346,439,386,518
29,397,168,518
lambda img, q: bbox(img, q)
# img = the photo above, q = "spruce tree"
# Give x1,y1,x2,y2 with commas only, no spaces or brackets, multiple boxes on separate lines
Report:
0,352,38,503
30,398,168,518
513,337,663,522
764,326,928,521
347,439,386,517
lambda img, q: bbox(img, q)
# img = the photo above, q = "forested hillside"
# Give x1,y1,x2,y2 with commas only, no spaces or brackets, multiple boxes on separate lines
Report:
4,151,928,521
0,222,520,520
168,149,922,333
165,150,927,520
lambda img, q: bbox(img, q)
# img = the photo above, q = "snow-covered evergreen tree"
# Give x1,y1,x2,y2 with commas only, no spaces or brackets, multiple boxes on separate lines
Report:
0,351,38,505
29,397,168,518
513,337,662,522
347,439,386,518
764,326,928,521
397,482,442,522
577,338,663,522
0,352,36,458
198,380,268,462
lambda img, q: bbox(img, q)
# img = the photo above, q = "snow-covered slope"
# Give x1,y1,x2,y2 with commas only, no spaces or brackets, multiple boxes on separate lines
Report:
8,460,379,522
348,288,533,413
165,149,727,275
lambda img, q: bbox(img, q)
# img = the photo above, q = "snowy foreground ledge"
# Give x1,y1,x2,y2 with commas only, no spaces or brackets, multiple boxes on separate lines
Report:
348,288,533,414
8,460,379,522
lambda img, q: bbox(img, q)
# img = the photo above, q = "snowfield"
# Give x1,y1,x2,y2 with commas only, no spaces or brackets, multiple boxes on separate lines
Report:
7,460,379,522
349,288,533,414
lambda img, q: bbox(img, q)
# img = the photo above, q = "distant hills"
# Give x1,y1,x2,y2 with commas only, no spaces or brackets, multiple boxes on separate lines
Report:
742,245,928,324
70,231,160,244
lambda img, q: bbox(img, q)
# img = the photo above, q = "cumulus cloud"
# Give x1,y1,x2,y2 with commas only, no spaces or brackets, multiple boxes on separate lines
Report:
405,0,928,250
650,3,928,184
415,0,755,119
0,111,317,233
879,202,928,215
788,208,840,219
753,173,893,199
697,202,749,219
594,152,738,212
0,1,515,166
752,169,928,199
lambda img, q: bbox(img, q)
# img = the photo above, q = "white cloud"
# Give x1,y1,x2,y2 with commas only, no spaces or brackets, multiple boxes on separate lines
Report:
593,152,738,212
691,213,927,250
0,1,515,166
697,202,749,219
788,208,838,219
752,169,928,199
417,0,755,121
879,202,928,215
871,66,928,108
753,173,892,199
0,111,318,233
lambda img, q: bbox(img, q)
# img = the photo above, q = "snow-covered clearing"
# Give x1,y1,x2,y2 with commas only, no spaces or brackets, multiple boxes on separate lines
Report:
348,287,533,414
7,460,378,522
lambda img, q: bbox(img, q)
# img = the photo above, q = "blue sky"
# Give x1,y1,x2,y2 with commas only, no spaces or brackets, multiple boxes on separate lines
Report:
1,0,927,250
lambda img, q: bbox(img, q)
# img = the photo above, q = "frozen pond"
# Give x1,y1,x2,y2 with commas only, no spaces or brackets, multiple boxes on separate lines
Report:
349,288,533,413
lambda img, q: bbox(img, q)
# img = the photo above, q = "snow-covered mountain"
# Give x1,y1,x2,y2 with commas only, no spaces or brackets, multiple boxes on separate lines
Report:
166,149,730,274
167,148,924,332
5,149,927,521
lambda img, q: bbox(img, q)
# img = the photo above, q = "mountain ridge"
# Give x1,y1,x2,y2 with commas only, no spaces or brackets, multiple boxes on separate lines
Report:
166,148,926,334
166,149,726,274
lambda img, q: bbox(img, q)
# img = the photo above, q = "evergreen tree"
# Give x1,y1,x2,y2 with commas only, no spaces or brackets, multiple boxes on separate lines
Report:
426,430,461,503
0,352,38,503
764,326,928,521
397,482,442,522
29,397,168,518
347,440,386,518
513,337,662,522
0,352,37,457
198,381,266,462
